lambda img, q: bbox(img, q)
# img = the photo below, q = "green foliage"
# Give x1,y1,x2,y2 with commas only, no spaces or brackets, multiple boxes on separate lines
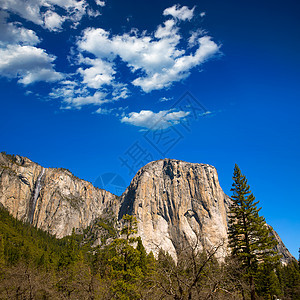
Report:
100,215,154,299
0,204,299,299
255,261,282,299
228,164,280,299
120,214,138,241
279,260,300,299
0,206,62,268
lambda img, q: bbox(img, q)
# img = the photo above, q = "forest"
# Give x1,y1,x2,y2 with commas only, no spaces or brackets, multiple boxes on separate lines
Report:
0,165,299,299
0,207,299,299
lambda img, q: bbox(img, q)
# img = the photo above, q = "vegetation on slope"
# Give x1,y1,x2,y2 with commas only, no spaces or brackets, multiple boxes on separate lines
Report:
0,164,299,299
0,206,299,299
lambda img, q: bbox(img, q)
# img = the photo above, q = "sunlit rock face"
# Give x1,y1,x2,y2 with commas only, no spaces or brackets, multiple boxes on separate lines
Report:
119,159,231,261
0,153,294,263
0,153,118,238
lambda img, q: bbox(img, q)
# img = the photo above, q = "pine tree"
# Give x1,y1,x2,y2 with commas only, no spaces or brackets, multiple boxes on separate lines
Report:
120,214,138,241
107,214,142,299
228,164,279,300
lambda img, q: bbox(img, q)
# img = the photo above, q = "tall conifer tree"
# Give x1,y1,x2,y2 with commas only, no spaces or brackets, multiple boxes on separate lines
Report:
228,164,278,300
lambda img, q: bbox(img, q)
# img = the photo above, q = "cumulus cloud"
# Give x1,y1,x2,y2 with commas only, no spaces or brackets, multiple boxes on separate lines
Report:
0,3,219,114
0,1,104,94
78,57,115,89
132,36,219,92
163,4,195,21
0,10,40,46
121,109,190,130
0,45,62,84
95,0,105,7
49,77,129,109
64,91,109,108
43,10,65,31
77,6,220,93
111,83,130,100
0,0,44,25
0,8,63,85
50,80,109,108
188,29,206,47
0,0,99,31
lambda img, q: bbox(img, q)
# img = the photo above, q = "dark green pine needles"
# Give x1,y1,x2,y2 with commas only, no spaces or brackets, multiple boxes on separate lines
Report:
228,164,279,300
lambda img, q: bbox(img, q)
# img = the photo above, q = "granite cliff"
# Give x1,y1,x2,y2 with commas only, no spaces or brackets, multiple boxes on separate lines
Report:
119,159,231,260
0,152,294,263
0,153,118,238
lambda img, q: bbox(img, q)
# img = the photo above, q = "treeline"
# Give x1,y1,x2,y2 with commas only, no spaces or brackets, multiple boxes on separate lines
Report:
0,165,300,299
0,207,299,299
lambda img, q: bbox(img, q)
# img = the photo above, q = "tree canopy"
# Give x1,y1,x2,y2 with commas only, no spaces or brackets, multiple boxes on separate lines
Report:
228,164,280,300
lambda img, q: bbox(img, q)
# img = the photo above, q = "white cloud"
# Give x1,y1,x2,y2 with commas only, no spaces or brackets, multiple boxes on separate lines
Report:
111,83,130,100
201,111,212,116
78,57,115,89
78,18,219,93
0,3,219,114
43,10,65,31
0,0,44,25
94,106,123,114
0,8,63,86
121,109,190,130
64,91,109,108
163,4,195,21
0,10,40,46
95,0,105,7
132,36,219,92
159,96,172,102
94,105,127,116
200,12,206,17
0,45,62,84
49,77,129,109
19,67,62,84
188,29,206,47
51,82,109,108
0,0,98,31
94,107,113,114
87,8,101,18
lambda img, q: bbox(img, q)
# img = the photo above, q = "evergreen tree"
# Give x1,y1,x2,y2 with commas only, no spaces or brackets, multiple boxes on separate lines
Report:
228,164,279,300
120,214,138,241
106,215,144,299
280,260,300,299
256,261,282,299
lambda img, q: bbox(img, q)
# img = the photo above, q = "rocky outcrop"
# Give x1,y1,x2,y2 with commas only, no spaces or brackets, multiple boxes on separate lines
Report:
0,153,294,263
119,159,231,261
269,226,294,265
0,153,118,238
119,159,293,264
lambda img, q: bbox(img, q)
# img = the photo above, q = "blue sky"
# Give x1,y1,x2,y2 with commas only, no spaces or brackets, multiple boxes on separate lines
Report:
0,0,299,258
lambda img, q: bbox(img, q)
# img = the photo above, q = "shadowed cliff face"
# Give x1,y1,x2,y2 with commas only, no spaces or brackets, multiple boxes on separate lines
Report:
0,153,294,263
119,159,231,260
0,153,118,238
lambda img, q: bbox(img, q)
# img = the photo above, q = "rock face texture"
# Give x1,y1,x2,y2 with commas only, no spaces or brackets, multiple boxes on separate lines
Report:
0,153,294,263
119,159,231,260
0,153,118,238
269,226,294,266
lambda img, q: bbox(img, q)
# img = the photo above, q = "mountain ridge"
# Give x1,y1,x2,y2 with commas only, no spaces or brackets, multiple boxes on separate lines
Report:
0,152,294,263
